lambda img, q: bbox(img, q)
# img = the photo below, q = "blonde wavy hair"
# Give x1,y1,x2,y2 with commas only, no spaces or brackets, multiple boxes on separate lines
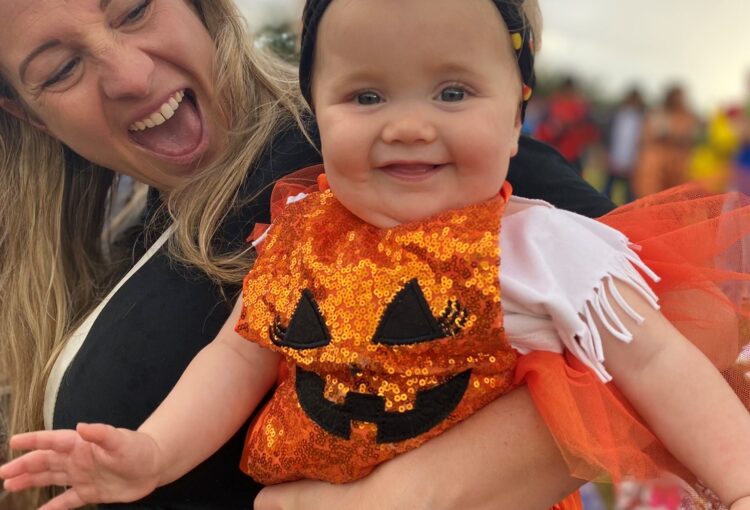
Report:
166,1,310,284
0,0,308,504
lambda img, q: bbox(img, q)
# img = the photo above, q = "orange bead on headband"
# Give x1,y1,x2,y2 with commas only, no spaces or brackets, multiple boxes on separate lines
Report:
298,0,536,118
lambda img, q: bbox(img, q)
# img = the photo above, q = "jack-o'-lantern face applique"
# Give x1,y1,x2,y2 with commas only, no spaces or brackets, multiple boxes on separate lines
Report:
237,188,517,484
276,279,473,443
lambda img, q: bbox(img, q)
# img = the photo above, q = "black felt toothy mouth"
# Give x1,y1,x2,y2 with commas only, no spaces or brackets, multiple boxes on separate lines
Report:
295,367,471,443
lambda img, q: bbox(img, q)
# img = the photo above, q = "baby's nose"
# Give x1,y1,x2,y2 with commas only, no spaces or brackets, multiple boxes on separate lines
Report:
381,115,437,145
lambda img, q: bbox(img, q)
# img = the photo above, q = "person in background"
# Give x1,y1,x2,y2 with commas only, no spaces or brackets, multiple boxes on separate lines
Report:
604,88,645,203
535,76,600,174
634,85,700,197
689,107,740,193
0,0,614,508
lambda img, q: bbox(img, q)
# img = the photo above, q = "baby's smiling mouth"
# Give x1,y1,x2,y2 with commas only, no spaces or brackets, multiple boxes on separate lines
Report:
378,162,445,181
127,89,205,161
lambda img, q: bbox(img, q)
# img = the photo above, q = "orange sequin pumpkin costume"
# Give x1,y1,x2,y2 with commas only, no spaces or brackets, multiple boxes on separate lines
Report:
236,182,523,484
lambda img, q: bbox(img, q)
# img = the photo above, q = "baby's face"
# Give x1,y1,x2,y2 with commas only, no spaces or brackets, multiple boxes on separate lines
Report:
312,0,523,228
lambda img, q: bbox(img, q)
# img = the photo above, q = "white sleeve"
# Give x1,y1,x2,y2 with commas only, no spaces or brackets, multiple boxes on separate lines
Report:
500,197,661,382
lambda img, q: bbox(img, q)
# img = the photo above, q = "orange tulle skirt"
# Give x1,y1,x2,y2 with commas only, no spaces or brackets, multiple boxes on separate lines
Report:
516,184,750,495
552,493,584,510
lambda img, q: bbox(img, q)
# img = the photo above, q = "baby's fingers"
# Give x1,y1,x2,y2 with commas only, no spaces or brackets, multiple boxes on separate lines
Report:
0,449,68,479
8,429,80,454
3,470,70,492
38,488,86,510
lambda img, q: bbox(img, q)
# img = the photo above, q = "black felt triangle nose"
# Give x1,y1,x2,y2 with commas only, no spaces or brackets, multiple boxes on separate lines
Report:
373,279,444,345
273,289,331,349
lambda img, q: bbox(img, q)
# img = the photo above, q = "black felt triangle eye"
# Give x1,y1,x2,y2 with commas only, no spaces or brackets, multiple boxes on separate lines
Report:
271,289,331,349
373,279,444,345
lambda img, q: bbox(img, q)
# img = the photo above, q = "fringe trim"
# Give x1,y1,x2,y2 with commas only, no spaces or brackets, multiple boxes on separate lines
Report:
566,243,661,383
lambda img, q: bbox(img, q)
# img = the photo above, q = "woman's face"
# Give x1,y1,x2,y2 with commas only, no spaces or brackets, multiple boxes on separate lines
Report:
0,0,221,190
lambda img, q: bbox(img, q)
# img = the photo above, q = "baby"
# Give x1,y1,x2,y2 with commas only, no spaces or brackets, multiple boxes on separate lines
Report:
3,1,750,509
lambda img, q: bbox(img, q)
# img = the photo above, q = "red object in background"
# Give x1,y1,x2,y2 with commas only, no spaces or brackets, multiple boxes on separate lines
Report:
726,105,743,120
535,93,600,164
615,479,685,510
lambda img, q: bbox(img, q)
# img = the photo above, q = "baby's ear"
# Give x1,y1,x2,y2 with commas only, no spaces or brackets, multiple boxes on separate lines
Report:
0,96,49,132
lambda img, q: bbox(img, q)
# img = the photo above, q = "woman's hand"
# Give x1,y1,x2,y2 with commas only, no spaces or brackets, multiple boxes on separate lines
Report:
254,386,582,510
0,423,162,510
253,468,433,510
730,495,750,510
255,479,359,510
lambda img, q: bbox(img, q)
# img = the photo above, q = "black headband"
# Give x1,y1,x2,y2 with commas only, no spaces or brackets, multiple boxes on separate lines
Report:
298,0,536,118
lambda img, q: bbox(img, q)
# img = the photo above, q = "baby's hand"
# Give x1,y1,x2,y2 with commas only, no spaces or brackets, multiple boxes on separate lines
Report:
0,423,162,510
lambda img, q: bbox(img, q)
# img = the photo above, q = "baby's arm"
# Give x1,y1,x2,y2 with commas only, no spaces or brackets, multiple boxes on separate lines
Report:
137,296,279,485
601,281,750,508
0,297,279,509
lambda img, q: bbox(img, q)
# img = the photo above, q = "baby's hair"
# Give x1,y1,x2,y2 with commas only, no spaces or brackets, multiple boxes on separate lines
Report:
299,0,543,108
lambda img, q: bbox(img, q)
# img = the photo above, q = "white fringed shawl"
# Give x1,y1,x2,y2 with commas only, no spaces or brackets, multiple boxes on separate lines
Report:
501,196,660,382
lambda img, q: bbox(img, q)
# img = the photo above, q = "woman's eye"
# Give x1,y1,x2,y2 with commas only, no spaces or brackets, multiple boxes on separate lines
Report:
42,58,81,88
122,0,151,25
440,87,467,102
356,92,382,105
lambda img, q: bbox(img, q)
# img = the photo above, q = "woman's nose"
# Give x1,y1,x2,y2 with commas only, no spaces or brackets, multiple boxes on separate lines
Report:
381,113,437,145
97,43,154,99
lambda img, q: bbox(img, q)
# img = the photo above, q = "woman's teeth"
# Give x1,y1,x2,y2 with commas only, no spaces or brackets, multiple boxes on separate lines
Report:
129,90,186,131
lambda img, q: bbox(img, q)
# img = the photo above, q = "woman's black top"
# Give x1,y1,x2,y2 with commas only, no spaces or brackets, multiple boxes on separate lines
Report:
51,124,614,509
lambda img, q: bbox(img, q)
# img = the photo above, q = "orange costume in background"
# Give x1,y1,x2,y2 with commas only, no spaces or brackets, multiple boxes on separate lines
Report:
634,108,700,197
236,168,750,508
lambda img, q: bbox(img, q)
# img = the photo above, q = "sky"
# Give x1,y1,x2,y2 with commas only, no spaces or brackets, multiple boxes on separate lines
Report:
234,0,750,114
537,0,750,113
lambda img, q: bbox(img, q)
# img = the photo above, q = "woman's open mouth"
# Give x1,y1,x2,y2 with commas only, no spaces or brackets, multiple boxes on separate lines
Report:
127,88,208,165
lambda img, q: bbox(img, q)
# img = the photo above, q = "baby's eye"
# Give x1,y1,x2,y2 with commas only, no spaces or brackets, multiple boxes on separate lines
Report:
356,92,382,105
439,86,467,102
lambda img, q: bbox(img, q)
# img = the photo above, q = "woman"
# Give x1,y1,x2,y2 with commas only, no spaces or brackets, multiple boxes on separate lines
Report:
634,85,700,197
0,0,613,508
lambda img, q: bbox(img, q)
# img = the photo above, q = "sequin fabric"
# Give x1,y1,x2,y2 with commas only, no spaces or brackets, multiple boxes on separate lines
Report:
236,189,516,484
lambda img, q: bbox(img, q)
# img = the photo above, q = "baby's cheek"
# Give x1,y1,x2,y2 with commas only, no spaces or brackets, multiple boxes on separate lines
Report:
458,117,514,167
319,122,367,169
456,137,504,172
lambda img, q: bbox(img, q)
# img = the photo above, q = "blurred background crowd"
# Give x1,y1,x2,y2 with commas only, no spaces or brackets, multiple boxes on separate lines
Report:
526,74,750,206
